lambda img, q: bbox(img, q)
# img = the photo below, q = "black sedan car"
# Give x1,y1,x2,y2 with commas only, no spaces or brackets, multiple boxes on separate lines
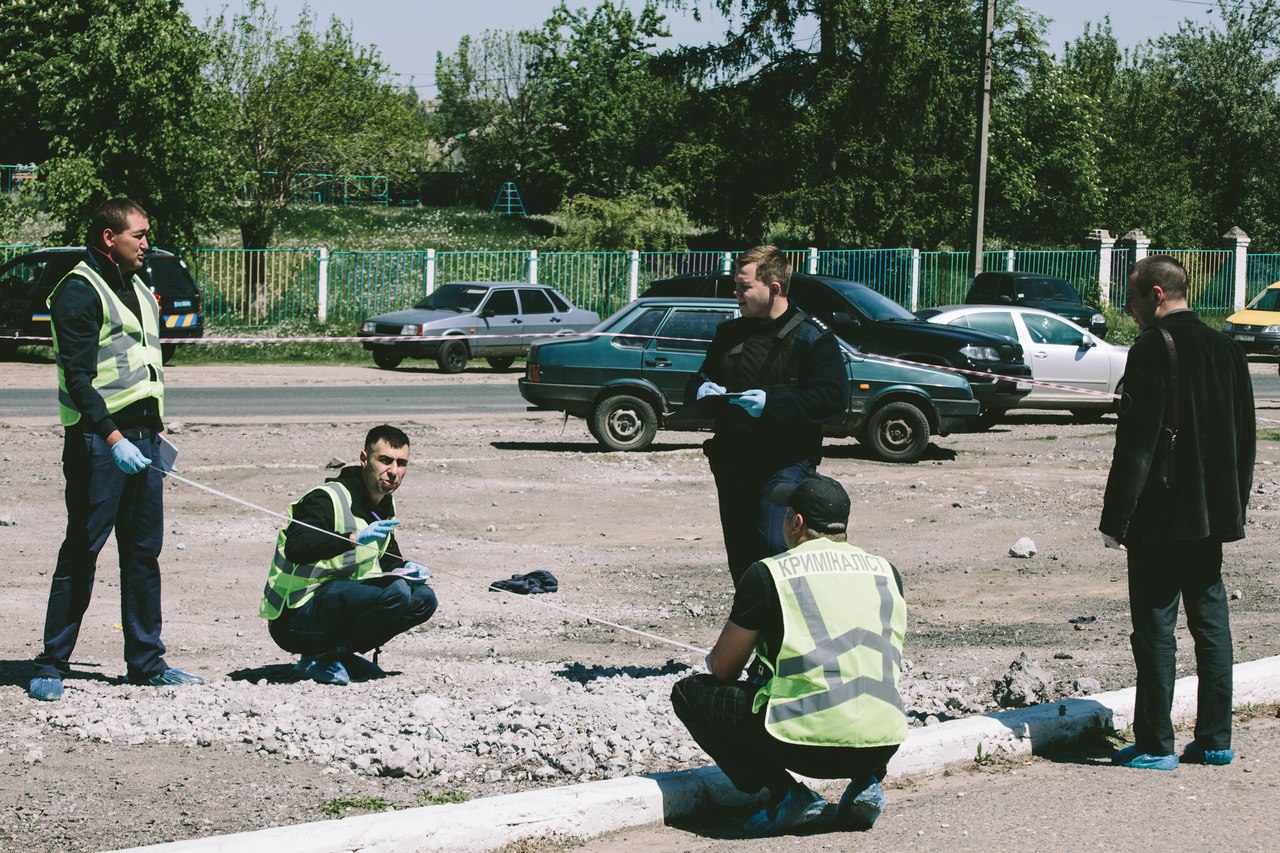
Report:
0,246,204,363
643,272,1032,419
519,297,980,462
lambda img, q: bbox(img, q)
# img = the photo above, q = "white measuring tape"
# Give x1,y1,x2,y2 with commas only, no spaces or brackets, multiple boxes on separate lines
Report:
158,466,711,657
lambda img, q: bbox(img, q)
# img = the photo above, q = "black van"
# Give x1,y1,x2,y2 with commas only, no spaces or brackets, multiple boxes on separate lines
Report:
643,271,1033,417
0,247,203,363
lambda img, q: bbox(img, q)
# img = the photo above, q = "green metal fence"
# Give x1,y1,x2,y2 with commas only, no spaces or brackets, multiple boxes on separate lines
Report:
538,251,631,319
1245,254,1280,304
187,248,321,327
0,243,38,263
329,250,430,323
6,243,1266,328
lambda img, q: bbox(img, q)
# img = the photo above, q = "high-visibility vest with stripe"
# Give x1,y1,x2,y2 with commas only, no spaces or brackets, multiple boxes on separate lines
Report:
48,260,164,427
751,538,908,748
259,482,390,619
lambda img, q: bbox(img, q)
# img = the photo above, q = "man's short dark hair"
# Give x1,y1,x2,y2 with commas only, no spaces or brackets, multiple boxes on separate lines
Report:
87,198,148,249
1130,255,1188,301
737,245,792,296
365,425,409,453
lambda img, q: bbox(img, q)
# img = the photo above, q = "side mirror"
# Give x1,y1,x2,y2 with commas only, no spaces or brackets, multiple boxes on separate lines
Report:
479,308,496,318
1078,334,1096,349
997,294,1012,304
831,311,860,329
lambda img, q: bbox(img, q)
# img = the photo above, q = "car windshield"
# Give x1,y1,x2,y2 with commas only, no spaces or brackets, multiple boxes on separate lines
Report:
413,284,489,312
1247,287,1280,312
1015,278,1079,301
824,279,916,321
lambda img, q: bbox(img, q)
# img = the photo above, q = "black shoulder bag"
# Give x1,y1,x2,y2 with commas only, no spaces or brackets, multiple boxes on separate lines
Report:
1151,328,1179,489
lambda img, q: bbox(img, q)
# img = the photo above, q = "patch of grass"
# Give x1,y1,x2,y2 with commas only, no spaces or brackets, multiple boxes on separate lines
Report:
318,796,394,817
974,742,996,766
1259,430,1280,442
167,320,366,365
1035,434,1058,441
1234,702,1280,721
417,788,468,806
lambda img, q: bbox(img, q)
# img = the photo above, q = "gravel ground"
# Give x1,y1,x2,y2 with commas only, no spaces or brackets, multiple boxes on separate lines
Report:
0,363,1277,851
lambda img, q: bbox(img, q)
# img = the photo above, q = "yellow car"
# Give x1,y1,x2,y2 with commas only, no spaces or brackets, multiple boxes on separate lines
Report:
1223,282,1280,356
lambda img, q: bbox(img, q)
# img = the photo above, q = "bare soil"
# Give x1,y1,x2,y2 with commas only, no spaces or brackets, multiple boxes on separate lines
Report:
1,363,1277,852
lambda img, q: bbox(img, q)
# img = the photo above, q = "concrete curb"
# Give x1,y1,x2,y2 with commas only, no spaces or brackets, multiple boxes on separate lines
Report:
114,655,1280,853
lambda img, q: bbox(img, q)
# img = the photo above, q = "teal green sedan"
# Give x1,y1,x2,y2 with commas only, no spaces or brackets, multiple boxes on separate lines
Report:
518,297,979,462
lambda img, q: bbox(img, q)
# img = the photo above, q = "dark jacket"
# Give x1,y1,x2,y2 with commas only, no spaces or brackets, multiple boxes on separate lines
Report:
282,465,407,571
49,246,162,438
1100,310,1255,544
689,305,847,467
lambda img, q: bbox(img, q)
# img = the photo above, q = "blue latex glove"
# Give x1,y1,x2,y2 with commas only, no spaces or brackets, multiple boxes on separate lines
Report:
401,561,431,584
696,380,726,400
355,518,399,545
110,437,151,475
730,389,766,418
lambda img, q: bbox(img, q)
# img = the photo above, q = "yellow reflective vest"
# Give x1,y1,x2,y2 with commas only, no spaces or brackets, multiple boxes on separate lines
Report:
260,482,390,620
48,260,164,427
751,538,908,748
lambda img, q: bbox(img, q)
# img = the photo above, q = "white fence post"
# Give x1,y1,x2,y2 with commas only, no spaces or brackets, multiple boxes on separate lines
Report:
910,248,921,311
1124,228,1151,264
721,251,733,276
808,247,818,275
317,247,329,323
528,249,538,284
1006,249,1015,272
425,248,436,296
1091,229,1114,306
1224,226,1251,310
628,250,640,302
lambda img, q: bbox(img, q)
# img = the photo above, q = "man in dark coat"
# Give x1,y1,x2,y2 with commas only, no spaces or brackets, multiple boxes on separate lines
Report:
1100,255,1255,770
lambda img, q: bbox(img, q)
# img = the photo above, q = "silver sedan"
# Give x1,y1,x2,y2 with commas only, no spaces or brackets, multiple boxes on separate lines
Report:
916,305,1128,419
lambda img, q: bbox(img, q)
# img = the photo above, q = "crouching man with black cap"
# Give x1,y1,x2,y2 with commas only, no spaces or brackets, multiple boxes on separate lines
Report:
671,473,907,837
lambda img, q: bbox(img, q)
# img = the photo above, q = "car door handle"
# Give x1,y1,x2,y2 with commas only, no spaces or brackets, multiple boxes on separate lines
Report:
509,319,523,324
550,317,562,323
646,357,673,367
1033,351,1048,358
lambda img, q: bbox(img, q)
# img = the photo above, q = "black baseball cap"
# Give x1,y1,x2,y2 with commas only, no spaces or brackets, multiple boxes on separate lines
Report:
771,474,850,534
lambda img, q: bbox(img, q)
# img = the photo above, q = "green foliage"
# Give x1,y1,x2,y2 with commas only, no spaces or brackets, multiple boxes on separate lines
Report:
974,742,995,765
416,788,469,806
206,0,433,249
318,796,393,817
551,193,692,250
34,0,229,249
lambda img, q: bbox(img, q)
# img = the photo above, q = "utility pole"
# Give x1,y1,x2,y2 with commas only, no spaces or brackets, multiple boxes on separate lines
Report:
970,0,996,279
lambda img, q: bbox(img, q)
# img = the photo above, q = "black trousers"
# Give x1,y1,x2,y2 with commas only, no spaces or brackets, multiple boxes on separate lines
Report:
35,428,168,681
671,674,898,795
1127,537,1233,755
269,574,438,657
709,455,814,585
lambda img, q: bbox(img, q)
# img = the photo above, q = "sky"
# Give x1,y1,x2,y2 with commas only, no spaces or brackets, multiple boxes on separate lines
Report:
182,1,1223,96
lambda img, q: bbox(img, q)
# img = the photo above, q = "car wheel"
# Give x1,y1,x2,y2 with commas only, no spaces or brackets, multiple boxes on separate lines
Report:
161,343,177,365
486,355,516,371
372,348,403,370
436,339,468,373
589,394,657,452
863,401,931,462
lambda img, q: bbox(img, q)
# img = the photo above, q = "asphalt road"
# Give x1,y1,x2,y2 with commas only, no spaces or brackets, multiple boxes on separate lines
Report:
2,368,1278,421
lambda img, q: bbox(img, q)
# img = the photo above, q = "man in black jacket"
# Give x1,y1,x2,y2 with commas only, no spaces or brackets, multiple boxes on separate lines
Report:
260,425,438,685
30,198,203,702
1100,255,1255,770
689,246,847,586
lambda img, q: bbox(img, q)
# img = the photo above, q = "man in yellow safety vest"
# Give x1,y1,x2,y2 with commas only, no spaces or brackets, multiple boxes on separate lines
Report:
671,473,907,837
30,198,203,701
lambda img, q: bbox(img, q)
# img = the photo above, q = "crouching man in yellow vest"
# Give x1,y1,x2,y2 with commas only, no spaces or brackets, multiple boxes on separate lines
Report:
671,473,907,837
260,425,438,686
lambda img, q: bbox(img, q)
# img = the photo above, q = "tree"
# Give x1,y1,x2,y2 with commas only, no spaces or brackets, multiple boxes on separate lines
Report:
433,30,548,207
27,0,228,249
206,0,432,249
